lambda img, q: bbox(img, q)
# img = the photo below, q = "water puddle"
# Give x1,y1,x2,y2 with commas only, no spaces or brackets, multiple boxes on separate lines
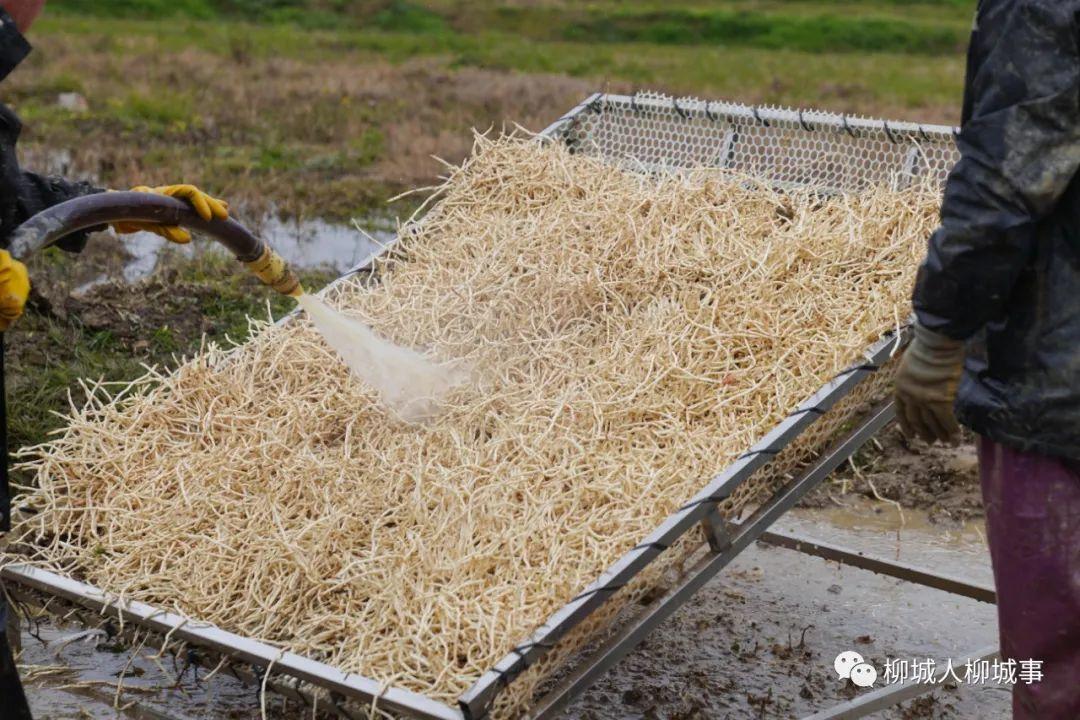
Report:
783,497,993,583
247,213,397,273
72,210,398,295
16,616,268,719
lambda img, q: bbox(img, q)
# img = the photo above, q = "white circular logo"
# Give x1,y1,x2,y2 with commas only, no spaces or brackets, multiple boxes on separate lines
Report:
834,650,865,679
850,662,878,688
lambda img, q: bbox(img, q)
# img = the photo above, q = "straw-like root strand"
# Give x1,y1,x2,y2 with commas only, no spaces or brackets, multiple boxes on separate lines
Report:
6,136,939,712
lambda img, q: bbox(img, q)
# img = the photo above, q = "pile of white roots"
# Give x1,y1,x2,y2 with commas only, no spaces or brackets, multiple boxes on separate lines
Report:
8,136,939,713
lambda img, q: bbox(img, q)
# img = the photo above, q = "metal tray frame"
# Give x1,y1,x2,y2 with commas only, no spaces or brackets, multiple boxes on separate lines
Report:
2,93,967,720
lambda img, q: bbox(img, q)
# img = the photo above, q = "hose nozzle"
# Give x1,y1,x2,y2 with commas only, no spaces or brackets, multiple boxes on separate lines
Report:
244,246,304,297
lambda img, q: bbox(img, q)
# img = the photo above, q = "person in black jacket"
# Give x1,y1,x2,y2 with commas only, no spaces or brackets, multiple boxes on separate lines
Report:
0,3,228,717
894,1,1080,718
0,0,228,331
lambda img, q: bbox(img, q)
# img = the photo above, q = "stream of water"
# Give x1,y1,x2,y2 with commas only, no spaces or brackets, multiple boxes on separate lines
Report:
295,293,465,423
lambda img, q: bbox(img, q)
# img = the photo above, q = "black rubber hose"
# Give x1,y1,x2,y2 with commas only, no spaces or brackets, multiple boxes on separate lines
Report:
0,192,300,720
8,191,266,262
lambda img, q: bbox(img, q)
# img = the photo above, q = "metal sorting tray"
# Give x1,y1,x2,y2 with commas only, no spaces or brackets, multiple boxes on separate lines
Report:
2,93,961,720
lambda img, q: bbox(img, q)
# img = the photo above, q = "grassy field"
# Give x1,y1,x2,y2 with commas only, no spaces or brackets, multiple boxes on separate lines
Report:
17,1,969,217
4,0,969,453
52,1,975,55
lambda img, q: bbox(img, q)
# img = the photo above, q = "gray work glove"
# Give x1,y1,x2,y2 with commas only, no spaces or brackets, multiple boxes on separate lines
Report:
894,323,965,444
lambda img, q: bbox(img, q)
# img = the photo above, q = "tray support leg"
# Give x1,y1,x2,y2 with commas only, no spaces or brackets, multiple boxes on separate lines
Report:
700,507,732,553
529,401,896,719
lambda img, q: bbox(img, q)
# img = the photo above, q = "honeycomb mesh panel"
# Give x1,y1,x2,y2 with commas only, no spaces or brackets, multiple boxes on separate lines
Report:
561,92,960,192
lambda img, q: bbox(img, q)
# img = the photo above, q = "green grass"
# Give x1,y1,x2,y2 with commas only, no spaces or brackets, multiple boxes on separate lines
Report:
108,91,195,132
562,10,964,54
52,0,218,18
31,14,965,110
48,0,972,55
372,1,447,33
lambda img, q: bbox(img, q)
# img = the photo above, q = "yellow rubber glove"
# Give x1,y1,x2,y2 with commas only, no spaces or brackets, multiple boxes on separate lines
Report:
113,185,229,244
0,249,30,331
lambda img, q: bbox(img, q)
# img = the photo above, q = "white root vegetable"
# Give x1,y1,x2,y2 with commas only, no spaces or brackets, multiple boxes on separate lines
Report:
6,135,939,715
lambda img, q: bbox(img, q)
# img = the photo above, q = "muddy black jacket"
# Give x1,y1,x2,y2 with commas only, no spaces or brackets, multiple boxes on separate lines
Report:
0,9,101,252
912,0,1080,458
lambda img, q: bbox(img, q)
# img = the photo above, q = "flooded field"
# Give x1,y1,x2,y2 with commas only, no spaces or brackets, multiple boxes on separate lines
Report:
14,491,1004,720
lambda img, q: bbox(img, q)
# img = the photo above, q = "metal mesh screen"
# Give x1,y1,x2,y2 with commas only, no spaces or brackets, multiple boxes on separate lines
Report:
465,93,958,718
559,92,960,192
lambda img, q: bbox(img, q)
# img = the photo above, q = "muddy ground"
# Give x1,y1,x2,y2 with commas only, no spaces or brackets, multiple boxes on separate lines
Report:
565,505,1000,720
804,429,983,525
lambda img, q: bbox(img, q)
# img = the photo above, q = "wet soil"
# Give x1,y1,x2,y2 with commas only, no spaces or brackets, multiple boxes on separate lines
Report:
564,508,1002,720
22,235,266,356
803,427,983,526
34,272,225,351
14,616,291,720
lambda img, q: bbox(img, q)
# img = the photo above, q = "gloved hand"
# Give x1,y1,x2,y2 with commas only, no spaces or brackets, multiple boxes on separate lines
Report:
894,323,965,444
112,184,229,244
0,250,30,332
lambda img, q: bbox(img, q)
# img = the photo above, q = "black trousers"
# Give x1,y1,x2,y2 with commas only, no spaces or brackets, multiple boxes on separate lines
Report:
0,594,33,720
